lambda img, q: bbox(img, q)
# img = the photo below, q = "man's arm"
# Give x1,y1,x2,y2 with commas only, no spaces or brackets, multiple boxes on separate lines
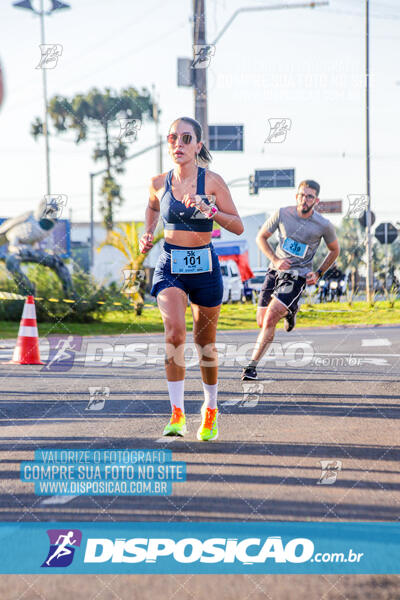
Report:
317,239,340,275
306,239,340,285
256,222,291,271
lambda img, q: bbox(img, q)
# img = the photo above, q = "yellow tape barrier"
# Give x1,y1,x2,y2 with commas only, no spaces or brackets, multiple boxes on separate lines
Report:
0,291,154,308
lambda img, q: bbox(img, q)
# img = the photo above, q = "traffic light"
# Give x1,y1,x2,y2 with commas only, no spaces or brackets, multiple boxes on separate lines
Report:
249,174,258,195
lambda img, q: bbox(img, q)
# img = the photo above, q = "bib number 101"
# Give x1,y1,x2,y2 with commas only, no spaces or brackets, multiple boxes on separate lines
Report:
184,254,201,266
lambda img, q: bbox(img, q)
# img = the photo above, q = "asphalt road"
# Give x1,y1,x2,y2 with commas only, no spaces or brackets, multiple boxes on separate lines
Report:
0,324,398,523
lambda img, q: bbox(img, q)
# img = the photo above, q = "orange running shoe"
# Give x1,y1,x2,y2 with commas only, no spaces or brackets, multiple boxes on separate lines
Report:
197,404,218,441
163,405,187,437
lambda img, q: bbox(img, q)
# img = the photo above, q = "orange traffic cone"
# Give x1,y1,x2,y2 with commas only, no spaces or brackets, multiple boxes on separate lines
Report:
8,295,44,365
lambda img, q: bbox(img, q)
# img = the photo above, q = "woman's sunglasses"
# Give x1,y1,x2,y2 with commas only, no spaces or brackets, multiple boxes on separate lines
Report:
167,133,193,145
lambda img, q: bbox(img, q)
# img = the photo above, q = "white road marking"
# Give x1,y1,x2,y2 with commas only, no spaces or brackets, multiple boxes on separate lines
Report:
359,358,389,366
361,338,391,347
40,495,79,506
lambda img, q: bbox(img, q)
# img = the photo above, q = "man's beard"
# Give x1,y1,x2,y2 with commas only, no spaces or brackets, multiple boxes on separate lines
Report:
301,204,313,214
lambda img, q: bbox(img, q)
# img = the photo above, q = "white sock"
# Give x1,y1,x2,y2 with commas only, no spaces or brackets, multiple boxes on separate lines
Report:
167,380,185,412
202,381,218,410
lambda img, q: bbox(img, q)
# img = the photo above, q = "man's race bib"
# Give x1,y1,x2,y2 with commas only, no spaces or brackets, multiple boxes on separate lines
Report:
171,248,212,274
282,237,308,258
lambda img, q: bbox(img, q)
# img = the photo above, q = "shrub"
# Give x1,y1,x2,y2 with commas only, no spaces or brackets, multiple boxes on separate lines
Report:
0,262,131,322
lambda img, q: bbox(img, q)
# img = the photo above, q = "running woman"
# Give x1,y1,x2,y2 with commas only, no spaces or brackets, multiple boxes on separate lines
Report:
139,117,243,440
241,180,340,380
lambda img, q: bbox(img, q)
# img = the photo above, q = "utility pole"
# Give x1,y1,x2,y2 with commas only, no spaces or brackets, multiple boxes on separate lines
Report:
193,0,209,147
365,0,374,302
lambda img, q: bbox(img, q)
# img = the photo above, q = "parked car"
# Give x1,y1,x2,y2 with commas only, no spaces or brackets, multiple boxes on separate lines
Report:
220,260,242,303
245,268,267,296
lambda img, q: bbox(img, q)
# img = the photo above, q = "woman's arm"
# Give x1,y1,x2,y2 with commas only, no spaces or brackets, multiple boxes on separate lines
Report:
207,171,244,235
139,175,163,254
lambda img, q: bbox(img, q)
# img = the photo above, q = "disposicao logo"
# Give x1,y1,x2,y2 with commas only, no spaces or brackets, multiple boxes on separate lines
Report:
42,529,82,568
83,536,314,564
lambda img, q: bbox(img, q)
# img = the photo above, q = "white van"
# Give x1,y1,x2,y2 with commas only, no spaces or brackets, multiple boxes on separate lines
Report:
220,260,242,303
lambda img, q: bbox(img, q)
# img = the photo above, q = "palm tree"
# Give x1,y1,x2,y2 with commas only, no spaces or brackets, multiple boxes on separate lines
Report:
31,87,155,230
98,221,163,315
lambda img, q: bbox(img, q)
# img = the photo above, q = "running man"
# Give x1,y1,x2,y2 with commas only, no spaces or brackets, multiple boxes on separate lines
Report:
140,116,243,440
241,179,339,380
44,335,75,370
46,531,77,566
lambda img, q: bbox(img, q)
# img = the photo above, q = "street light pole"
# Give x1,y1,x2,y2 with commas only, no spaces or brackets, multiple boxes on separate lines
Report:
13,0,70,196
39,0,51,195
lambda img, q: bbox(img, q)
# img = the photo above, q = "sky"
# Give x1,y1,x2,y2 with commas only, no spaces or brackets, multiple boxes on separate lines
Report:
0,0,399,232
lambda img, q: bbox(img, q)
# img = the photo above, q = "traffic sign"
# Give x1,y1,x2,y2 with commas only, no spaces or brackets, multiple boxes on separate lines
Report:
209,125,243,151
358,210,376,228
255,169,295,189
177,58,193,87
315,200,342,214
375,222,398,245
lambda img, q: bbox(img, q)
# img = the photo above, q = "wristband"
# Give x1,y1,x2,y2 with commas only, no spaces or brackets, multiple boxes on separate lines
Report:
316,268,323,279
207,206,218,219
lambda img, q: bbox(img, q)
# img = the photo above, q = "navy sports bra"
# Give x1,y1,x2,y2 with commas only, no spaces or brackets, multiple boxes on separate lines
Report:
160,167,213,232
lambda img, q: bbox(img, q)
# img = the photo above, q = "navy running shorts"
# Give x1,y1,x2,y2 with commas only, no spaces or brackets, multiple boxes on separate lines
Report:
151,241,224,307
258,269,306,315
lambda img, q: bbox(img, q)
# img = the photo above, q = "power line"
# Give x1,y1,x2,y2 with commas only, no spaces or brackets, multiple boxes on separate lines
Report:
60,19,188,90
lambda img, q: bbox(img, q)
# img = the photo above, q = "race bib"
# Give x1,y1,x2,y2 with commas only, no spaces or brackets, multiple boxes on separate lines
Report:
171,248,212,274
282,237,308,258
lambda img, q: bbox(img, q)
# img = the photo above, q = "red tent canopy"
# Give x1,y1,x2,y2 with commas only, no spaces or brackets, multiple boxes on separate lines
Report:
213,240,254,281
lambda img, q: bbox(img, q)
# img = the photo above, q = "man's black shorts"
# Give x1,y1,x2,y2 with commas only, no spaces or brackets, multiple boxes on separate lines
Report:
258,269,306,314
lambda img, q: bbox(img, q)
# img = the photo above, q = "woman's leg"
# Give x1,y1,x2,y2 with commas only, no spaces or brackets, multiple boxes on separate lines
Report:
191,302,221,441
157,287,188,435
191,302,221,385
157,286,188,381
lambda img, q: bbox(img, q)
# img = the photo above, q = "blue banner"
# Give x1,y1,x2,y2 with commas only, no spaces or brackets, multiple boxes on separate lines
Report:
0,522,398,574
19,449,185,497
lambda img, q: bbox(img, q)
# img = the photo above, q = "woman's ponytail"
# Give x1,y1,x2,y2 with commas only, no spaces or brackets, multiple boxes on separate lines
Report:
197,143,212,166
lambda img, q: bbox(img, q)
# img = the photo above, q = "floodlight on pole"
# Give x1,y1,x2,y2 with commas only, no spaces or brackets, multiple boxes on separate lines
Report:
13,0,70,196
